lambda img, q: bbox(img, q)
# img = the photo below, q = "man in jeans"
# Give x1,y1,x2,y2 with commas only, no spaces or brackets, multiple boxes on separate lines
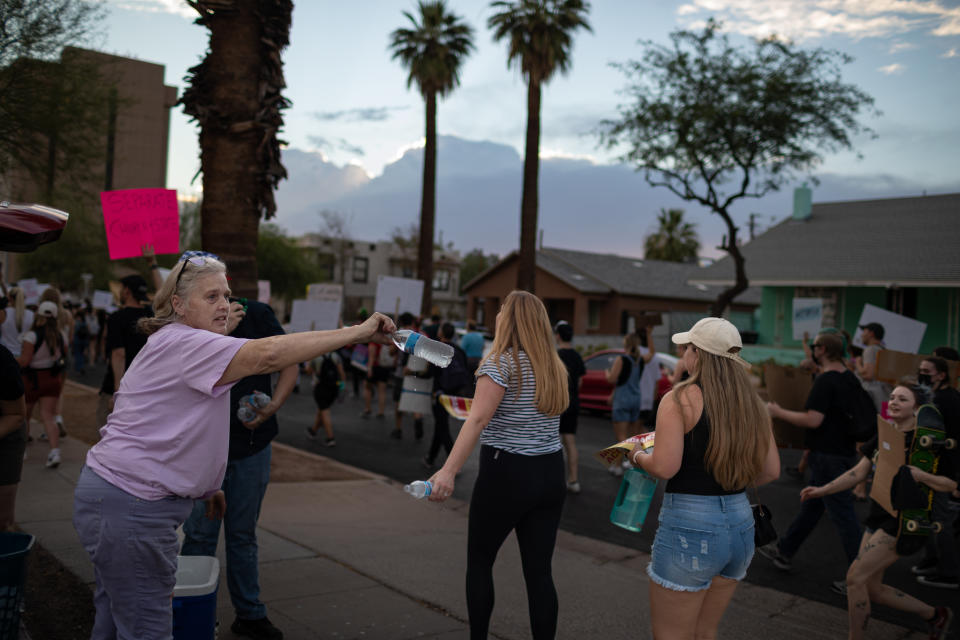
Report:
181,298,298,640
763,332,863,590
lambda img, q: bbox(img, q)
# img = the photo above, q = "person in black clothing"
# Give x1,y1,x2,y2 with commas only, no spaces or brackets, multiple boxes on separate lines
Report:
181,297,298,640
762,332,864,576
0,339,26,530
423,322,469,468
96,274,154,427
798,383,956,640
554,321,585,494
912,356,960,589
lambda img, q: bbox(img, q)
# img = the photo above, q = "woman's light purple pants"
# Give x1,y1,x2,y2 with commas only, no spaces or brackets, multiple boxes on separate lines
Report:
73,466,193,640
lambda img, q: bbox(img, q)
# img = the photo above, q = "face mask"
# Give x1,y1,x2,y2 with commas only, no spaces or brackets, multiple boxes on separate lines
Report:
917,373,933,387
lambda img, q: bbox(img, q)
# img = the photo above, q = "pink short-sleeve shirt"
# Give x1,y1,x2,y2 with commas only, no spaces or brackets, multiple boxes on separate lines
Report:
86,322,249,500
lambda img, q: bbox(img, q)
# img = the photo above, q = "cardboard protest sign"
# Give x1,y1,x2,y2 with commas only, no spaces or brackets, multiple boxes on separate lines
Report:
876,349,960,386
853,304,926,354
306,283,342,302
792,298,822,341
92,290,115,310
257,280,271,304
374,276,423,317
101,189,179,260
763,364,814,449
289,298,341,333
870,416,903,518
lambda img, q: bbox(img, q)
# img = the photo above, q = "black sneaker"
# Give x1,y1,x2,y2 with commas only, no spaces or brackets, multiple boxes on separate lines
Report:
911,558,939,576
757,542,792,571
305,427,318,441
927,606,953,640
917,574,959,590
831,579,847,596
231,616,283,640
324,437,336,448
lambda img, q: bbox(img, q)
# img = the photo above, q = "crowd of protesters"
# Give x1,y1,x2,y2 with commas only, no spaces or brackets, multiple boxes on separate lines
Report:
2,250,958,640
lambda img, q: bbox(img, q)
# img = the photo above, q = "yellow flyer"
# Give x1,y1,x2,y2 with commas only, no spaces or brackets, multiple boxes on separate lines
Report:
594,432,655,467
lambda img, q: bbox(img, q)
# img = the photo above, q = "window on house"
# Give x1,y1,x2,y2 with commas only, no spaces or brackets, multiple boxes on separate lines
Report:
886,287,918,319
316,253,336,281
588,300,602,329
352,257,368,283
433,269,450,291
402,264,414,278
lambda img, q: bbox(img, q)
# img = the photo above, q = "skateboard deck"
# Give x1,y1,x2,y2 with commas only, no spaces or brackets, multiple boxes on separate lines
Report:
897,404,956,545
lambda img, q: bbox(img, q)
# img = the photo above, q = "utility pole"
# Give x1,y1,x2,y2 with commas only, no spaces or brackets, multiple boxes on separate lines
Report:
748,213,759,240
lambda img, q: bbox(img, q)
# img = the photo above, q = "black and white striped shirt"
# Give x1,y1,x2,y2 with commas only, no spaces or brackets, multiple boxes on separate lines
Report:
478,350,561,456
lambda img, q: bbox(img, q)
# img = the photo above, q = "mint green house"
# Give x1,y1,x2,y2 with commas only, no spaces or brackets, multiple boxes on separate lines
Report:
690,192,960,363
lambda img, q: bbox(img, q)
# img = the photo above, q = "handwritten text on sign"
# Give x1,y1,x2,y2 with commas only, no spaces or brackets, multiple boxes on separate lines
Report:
101,189,179,260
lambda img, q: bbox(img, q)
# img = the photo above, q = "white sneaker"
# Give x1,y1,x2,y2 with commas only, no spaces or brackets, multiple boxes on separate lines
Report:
608,463,623,477
46,448,61,468
622,458,633,470
566,481,581,494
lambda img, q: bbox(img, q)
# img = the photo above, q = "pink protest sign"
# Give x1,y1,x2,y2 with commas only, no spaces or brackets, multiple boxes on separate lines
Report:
101,189,179,260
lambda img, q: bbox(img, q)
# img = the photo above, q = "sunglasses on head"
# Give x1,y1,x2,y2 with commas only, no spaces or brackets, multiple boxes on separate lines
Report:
174,251,221,291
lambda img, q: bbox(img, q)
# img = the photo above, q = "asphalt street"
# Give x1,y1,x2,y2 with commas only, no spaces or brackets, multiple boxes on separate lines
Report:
68,362,959,634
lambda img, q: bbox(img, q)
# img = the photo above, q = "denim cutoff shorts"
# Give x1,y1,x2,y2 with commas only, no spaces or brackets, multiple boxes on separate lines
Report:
648,492,754,592
612,406,640,423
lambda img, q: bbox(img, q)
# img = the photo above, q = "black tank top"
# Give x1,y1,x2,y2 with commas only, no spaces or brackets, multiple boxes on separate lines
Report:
664,389,743,496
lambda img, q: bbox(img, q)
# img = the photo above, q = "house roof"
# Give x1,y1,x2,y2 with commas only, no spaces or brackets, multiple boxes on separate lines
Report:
464,247,761,305
691,193,960,287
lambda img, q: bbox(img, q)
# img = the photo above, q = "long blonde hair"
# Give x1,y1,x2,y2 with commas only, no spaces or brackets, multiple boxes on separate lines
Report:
623,333,640,360
7,286,26,331
138,256,227,335
674,348,769,490
478,290,569,416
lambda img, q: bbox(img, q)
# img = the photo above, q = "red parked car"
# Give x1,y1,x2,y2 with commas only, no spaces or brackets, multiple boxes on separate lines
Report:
578,348,679,413
0,201,69,252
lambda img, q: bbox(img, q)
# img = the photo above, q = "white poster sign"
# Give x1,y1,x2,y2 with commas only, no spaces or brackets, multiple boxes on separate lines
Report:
374,275,423,317
853,303,926,354
289,298,341,333
306,283,343,302
791,298,823,341
257,280,271,304
92,290,115,310
18,278,40,305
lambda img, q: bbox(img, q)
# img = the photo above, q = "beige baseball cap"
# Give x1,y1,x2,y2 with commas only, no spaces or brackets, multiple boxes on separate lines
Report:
671,317,750,367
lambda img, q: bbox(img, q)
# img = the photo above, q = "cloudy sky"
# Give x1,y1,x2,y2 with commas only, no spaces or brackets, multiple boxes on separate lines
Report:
100,0,960,256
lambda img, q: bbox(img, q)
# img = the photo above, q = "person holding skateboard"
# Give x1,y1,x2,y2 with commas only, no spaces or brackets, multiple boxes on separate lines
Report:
798,383,957,640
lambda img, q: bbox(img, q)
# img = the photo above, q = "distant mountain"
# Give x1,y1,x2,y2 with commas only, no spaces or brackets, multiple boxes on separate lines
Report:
273,135,959,259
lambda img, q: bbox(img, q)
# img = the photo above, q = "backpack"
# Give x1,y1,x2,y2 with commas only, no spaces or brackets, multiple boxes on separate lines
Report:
616,355,643,387
316,354,339,388
838,372,878,441
436,347,471,395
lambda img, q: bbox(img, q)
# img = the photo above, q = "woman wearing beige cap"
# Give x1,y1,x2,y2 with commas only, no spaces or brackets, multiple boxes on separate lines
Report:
17,300,69,468
630,317,779,639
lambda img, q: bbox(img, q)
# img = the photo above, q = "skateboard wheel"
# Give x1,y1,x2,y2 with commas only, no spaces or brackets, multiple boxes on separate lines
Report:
905,520,919,532
932,522,943,534
918,435,933,448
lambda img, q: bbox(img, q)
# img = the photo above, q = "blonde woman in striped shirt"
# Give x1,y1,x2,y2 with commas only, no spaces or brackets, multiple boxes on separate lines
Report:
429,290,570,639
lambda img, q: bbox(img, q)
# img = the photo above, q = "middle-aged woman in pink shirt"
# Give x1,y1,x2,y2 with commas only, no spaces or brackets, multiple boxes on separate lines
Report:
73,252,396,640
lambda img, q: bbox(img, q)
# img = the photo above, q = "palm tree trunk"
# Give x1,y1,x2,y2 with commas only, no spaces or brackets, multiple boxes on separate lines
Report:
417,90,437,317
517,79,541,293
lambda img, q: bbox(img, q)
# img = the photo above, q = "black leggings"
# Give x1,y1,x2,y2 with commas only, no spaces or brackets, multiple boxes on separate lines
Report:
466,445,565,639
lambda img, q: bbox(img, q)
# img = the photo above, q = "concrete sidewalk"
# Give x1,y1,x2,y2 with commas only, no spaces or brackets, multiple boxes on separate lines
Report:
16,434,929,640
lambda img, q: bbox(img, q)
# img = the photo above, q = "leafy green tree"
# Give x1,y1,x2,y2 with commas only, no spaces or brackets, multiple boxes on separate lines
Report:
600,19,876,315
181,0,293,299
488,0,591,293
256,223,323,303
390,0,474,317
644,208,699,263
459,248,498,293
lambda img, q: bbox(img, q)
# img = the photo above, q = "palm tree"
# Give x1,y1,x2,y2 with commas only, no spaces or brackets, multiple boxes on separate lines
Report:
643,208,700,262
390,1,474,318
180,0,293,298
488,0,591,293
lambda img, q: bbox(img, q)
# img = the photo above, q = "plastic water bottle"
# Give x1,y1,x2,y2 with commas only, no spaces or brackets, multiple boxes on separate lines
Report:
237,391,271,422
391,330,454,368
403,480,432,499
